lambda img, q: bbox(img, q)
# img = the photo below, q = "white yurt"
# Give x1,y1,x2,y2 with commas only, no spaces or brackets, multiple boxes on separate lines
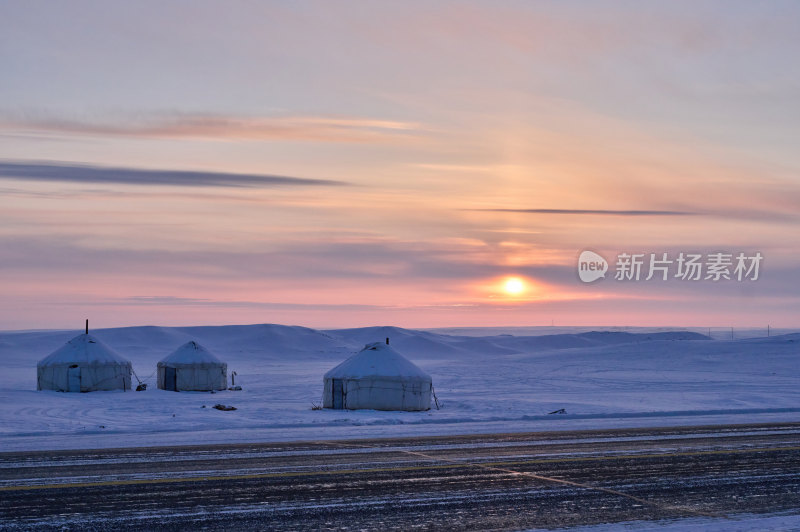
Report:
322,341,432,411
157,341,227,392
37,333,132,392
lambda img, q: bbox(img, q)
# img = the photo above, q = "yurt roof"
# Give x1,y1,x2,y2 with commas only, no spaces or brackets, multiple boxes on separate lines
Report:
324,342,431,380
159,340,224,366
38,333,131,366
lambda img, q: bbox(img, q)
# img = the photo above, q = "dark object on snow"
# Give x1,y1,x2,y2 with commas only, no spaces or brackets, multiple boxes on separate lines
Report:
213,404,237,411
228,385,242,391
548,408,567,415
136,383,147,391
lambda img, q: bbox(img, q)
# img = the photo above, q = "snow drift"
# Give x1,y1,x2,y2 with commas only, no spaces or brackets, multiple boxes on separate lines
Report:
2,324,799,452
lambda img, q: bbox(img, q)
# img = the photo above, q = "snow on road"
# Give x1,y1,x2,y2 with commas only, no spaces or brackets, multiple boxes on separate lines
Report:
556,512,800,531
1,324,799,451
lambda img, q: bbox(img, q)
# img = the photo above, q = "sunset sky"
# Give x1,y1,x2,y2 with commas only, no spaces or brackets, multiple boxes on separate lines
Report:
1,2,799,330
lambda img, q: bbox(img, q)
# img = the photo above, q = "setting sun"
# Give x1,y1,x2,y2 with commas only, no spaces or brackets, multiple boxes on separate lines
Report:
502,277,526,296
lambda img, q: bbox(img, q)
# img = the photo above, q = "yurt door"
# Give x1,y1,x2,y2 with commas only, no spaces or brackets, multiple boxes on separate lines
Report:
164,367,177,391
332,379,344,409
68,365,81,392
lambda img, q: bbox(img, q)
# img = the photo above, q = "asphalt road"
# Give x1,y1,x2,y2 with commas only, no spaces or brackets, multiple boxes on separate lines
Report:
2,422,800,530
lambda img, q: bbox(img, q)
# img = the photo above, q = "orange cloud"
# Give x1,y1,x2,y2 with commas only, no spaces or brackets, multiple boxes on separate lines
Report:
0,111,422,143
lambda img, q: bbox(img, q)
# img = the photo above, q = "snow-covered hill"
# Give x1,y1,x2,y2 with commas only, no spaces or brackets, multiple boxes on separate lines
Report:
0,324,798,451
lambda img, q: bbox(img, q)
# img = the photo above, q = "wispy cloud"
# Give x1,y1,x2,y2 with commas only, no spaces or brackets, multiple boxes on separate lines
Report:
0,234,521,282
468,208,700,216
121,296,385,311
0,111,421,143
0,161,348,188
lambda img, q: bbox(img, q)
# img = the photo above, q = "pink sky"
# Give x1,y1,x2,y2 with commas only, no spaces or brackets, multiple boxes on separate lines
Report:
1,2,799,330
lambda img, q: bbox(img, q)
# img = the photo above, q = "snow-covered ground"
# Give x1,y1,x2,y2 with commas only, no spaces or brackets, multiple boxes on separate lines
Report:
552,512,800,531
1,324,799,452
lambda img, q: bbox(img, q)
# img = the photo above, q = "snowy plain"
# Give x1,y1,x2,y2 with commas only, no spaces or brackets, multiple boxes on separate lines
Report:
0,324,799,452
544,512,800,531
